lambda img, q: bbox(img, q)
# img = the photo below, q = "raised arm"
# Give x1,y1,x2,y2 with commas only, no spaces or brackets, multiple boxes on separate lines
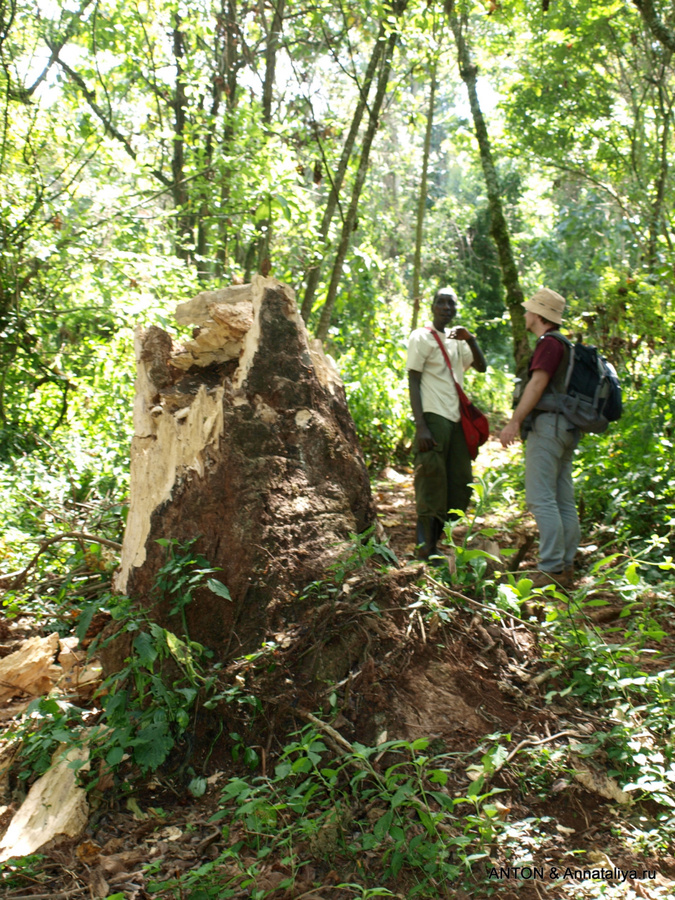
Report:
449,326,487,373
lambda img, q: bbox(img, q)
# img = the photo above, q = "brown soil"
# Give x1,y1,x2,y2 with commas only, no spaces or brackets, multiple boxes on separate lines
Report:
1,451,674,899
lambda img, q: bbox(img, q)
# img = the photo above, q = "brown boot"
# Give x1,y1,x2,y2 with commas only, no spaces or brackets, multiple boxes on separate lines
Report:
523,569,573,590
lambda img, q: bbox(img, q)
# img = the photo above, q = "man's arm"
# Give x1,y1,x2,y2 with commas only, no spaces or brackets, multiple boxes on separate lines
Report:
449,327,487,372
408,370,436,451
499,369,550,447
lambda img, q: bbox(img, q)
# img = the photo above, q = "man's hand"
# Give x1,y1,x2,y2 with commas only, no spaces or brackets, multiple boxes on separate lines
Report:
448,327,487,373
409,370,437,450
499,420,520,447
416,424,437,452
448,326,472,342
499,370,551,448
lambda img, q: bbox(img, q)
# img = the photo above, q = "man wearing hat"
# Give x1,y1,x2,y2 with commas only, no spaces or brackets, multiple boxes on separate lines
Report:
499,288,580,589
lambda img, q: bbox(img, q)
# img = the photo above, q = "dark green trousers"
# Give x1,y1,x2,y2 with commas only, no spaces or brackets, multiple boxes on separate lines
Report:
414,412,473,526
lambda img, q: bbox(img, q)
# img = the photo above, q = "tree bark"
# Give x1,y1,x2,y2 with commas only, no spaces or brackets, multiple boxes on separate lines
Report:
633,0,675,53
646,55,673,268
216,0,242,277
111,277,375,666
172,16,193,261
262,0,286,124
411,62,437,332
445,1,529,375
300,24,386,323
315,26,399,342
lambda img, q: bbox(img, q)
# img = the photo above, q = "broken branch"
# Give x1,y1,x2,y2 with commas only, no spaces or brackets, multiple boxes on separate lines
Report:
0,532,121,590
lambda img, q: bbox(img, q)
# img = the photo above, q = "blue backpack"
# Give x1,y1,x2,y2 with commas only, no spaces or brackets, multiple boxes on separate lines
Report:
535,332,622,434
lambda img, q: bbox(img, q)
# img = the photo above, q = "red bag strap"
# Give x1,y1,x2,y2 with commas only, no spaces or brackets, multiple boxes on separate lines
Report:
425,327,473,409
426,327,461,389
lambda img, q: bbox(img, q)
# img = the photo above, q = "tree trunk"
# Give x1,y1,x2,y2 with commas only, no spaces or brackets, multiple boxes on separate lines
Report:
172,17,193,261
250,0,287,276
445,1,529,375
315,27,398,342
646,57,672,269
262,0,286,124
300,25,386,323
633,0,675,53
216,0,241,277
411,62,437,332
111,277,375,667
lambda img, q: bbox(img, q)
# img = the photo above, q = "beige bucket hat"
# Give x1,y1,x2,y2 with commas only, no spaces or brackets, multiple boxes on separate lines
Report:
522,288,566,325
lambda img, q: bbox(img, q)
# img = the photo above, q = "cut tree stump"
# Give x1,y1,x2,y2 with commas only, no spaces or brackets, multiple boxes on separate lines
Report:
111,276,375,664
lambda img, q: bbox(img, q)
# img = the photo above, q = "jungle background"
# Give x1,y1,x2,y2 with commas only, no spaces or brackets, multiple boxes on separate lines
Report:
1,0,675,898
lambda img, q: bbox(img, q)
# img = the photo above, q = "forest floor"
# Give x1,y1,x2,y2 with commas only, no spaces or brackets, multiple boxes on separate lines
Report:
1,439,675,900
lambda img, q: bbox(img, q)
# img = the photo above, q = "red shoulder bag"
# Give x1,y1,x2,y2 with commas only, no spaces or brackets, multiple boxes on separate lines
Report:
427,328,489,460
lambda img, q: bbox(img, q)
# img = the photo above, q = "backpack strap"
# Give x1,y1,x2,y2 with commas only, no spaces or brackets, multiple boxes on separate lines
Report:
532,331,572,405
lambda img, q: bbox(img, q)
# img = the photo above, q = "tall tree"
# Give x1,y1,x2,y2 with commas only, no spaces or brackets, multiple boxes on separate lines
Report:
503,0,675,278
315,3,408,341
300,23,386,322
444,0,528,371
410,59,437,332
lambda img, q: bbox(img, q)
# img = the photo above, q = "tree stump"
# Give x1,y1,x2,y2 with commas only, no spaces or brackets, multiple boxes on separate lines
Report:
112,276,375,661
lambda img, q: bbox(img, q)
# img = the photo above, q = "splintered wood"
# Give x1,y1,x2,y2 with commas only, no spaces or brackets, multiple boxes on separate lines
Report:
0,744,89,863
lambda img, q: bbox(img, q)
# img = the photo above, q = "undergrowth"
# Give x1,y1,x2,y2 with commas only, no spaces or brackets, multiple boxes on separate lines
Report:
2,447,675,897
149,730,508,899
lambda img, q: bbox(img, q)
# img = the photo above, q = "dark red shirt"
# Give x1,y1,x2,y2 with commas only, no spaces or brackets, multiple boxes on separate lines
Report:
530,333,564,378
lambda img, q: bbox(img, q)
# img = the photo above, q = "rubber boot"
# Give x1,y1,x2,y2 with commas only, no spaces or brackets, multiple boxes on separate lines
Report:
415,517,437,561
416,517,446,564
428,517,446,567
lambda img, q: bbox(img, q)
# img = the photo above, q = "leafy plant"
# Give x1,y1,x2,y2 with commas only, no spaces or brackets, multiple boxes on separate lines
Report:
8,541,249,788
10,698,85,784
150,728,510,898
0,855,48,892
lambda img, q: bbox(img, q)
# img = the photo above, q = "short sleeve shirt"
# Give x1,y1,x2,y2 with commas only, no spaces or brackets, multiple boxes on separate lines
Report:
530,333,564,378
407,325,474,422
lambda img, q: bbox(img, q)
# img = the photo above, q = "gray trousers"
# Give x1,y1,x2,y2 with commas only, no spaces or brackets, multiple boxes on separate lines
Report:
525,412,580,573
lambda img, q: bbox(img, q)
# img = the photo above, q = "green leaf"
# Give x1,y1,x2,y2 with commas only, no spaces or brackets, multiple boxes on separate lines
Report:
244,747,259,769
106,745,125,767
188,776,207,798
76,600,99,642
373,809,393,841
467,776,485,798
166,631,191,667
177,686,198,705
133,631,158,666
417,807,436,835
132,723,174,771
390,781,414,808
590,553,621,573
207,578,232,600
429,790,454,810
625,563,640,585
